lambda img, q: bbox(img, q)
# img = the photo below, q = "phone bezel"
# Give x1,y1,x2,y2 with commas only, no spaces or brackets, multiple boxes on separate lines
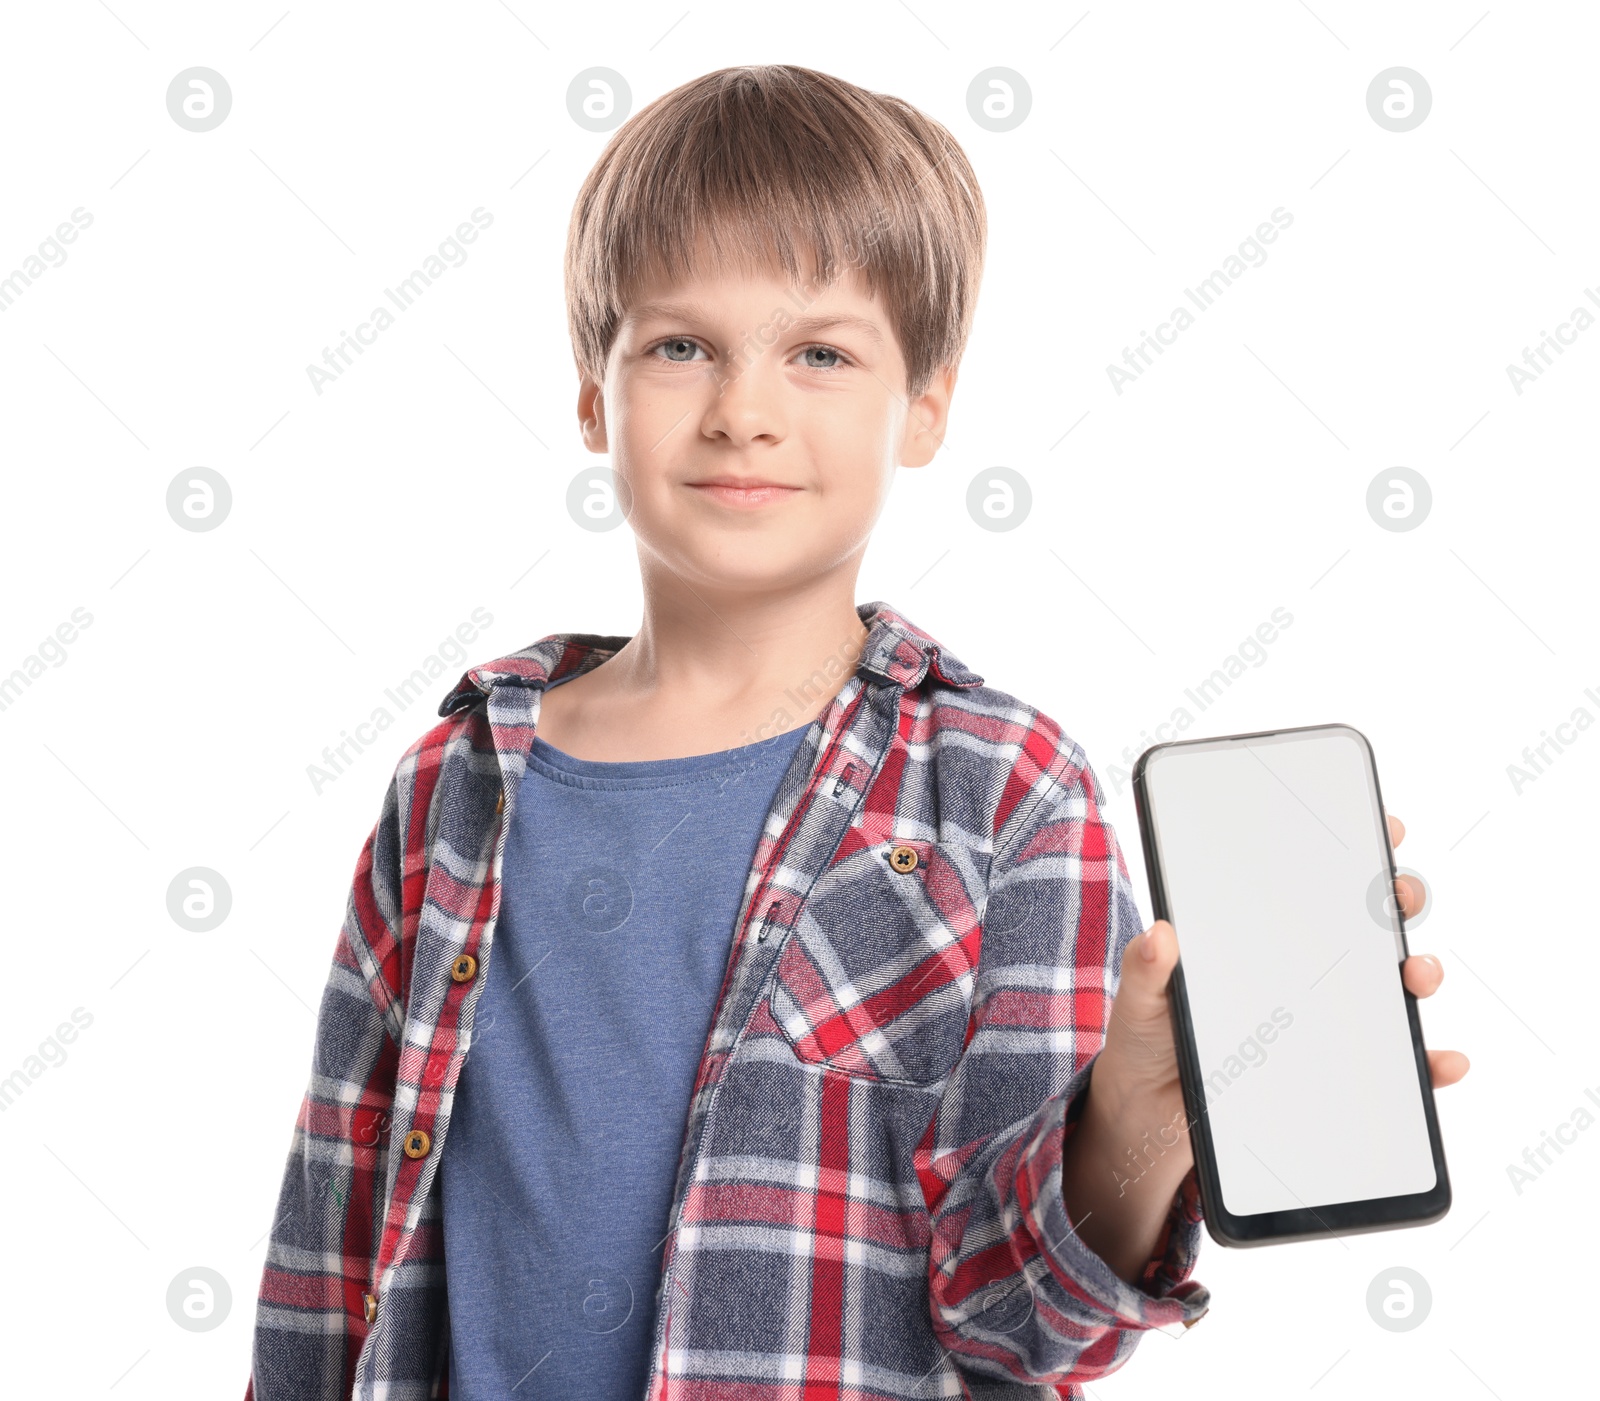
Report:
1131,722,1452,1247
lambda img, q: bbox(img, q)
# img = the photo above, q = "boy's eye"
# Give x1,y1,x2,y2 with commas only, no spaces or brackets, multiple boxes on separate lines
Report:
654,337,704,363
646,337,854,370
797,345,845,370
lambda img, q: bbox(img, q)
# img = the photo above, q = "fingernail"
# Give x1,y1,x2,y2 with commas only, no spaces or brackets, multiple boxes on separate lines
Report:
1141,928,1160,961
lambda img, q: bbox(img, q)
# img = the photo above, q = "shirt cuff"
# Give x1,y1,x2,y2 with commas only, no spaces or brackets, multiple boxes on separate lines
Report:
1017,1063,1211,1334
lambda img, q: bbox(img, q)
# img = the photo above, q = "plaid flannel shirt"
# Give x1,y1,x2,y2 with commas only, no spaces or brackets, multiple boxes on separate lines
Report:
244,598,1210,1400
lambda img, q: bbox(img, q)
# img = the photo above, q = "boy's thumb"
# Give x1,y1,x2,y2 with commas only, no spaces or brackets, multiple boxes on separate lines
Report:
1119,920,1179,1006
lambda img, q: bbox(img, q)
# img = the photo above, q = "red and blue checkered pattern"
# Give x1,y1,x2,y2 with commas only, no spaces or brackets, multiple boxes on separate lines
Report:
244,599,1209,1400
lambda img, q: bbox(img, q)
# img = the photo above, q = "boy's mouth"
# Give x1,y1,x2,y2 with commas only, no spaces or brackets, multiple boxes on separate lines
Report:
686,477,802,509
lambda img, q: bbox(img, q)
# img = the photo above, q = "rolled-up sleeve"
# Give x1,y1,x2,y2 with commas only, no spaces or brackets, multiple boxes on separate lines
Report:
922,729,1210,1387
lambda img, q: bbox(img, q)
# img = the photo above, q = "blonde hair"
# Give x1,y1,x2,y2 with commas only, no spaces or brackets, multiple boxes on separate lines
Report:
564,64,986,400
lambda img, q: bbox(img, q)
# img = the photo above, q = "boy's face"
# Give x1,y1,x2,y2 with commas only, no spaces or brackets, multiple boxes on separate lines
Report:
578,246,955,596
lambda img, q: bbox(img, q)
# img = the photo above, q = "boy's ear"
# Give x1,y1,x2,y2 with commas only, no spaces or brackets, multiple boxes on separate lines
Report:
900,363,958,470
578,374,608,453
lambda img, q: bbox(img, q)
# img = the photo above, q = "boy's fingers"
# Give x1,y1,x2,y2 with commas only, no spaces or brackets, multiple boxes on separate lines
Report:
1427,1048,1470,1087
1396,872,1427,919
1387,812,1406,848
1402,953,1443,998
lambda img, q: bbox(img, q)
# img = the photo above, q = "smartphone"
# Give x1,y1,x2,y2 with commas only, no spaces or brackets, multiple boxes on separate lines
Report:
1131,723,1451,1246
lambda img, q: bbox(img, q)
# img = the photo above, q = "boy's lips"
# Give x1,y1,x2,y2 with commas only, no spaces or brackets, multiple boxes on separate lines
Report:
685,478,802,508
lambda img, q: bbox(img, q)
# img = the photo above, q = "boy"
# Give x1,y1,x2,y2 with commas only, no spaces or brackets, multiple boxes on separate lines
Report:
245,64,1465,1399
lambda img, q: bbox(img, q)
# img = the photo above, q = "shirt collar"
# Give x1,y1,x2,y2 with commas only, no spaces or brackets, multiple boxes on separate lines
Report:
438,598,984,717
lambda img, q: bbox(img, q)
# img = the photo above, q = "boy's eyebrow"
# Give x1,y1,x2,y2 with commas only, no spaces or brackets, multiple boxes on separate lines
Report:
625,299,884,347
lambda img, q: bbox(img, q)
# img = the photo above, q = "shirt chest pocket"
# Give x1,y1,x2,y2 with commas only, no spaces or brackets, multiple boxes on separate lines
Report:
769,838,993,1086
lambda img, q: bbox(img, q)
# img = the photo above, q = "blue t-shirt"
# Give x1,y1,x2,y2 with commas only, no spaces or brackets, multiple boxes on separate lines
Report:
440,706,811,1399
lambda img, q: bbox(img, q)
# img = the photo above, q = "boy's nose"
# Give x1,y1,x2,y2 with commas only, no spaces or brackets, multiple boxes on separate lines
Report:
699,362,787,445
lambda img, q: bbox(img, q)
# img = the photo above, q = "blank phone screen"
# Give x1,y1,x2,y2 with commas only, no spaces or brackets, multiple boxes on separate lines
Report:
1140,728,1437,1217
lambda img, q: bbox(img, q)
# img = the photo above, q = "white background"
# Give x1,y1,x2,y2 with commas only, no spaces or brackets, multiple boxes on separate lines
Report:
0,2,1592,1396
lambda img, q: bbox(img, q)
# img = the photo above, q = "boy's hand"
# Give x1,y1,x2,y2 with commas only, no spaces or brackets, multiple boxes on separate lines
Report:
1063,812,1469,1283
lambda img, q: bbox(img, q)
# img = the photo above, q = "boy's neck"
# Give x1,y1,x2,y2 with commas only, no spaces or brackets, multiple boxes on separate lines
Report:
532,583,871,763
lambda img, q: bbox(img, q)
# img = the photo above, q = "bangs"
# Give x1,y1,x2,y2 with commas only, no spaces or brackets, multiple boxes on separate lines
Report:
565,65,985,399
